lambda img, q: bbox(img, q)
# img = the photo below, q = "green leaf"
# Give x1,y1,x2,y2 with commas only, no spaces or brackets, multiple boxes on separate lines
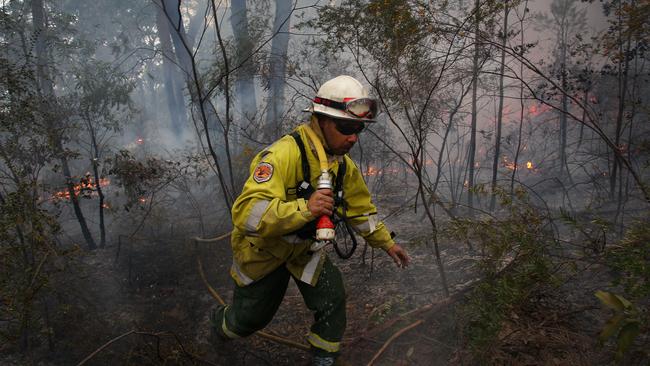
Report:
599,313,624,341
616,322,640,360
595,290,624,311
613,293,632,309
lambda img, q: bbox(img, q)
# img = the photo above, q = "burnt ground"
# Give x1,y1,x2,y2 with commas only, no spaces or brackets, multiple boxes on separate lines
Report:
2,198,643,366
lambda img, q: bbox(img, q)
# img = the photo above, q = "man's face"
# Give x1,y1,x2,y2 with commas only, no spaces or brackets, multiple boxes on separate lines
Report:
319,116,364,155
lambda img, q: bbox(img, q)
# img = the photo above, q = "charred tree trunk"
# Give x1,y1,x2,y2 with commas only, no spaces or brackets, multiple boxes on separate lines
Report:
60,159,97,250
490,2,509,211
577,87,589,150
85,118,106,248
610,5,631,201
511,0,529,195
467,0,481,217
558,47,568,179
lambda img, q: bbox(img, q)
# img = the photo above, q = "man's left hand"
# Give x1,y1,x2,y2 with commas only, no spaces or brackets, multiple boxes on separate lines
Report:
386,244,410,268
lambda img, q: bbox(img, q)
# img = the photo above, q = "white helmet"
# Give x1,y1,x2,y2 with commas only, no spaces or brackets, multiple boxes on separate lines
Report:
305,75,378,122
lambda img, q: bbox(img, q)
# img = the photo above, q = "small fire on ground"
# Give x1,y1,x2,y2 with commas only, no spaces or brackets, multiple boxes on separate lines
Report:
363,166,400,177
53,174,110,201
502,156,535,172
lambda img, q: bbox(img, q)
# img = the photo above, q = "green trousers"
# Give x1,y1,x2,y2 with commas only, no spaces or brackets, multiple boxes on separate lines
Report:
212,256,346,356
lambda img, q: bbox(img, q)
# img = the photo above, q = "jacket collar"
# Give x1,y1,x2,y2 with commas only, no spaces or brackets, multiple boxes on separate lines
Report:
305,116,344,163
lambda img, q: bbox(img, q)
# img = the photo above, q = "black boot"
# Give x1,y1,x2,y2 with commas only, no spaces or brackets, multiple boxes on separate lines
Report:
208,305,231,347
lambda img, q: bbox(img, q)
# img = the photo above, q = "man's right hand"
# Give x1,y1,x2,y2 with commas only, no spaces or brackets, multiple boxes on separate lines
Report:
307,189,334,217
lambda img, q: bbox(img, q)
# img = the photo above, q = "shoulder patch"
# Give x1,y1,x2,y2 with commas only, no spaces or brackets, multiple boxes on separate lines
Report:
253,162,274,183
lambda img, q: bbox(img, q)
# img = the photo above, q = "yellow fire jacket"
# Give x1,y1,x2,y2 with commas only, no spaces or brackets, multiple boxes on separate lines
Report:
229,121,395,287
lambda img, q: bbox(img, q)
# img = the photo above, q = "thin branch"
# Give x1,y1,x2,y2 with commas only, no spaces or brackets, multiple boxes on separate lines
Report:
75,330,136,366
365,320,423,366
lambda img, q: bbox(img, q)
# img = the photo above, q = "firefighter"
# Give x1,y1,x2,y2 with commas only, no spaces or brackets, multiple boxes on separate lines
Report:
210,75,410,366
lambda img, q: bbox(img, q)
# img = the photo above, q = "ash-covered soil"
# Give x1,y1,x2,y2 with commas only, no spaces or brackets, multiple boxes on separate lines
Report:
4,196,631,366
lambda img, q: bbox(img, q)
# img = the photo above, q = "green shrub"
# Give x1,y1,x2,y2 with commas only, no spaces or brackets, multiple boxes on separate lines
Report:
596,219,650,362
446,189,558,357
606,220,650,300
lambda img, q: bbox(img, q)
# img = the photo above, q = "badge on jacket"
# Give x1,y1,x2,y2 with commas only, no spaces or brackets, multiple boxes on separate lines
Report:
253,162,274,183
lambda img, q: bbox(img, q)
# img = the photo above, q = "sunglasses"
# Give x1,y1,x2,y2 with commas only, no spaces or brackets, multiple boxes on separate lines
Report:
314,97,378,119
333,120,365,135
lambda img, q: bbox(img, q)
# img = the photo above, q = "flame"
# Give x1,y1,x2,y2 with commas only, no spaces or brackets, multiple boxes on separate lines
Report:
139,197,147,203
502,156,516,171
136,137,145,145
362,165,400,177
366,166,379,176
501,156,536,172
527,103,552,118
53,175,110,201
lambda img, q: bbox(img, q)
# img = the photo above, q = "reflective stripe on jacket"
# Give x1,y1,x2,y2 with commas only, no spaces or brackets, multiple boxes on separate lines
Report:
229,122,395,287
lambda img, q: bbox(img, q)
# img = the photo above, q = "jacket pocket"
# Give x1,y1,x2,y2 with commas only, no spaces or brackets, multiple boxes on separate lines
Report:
248,237,292,262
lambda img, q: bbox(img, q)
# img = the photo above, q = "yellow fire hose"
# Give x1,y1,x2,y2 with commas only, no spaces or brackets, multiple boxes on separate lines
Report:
302,124,329,173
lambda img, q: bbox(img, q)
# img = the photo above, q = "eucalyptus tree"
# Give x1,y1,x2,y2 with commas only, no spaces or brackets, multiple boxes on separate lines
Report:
595,0,650,224
489,0,512,211
308,0,484,297
73,61,135,248
31,0,99,250
0,0,118,351
478,3,650,203
599,0,646,202
0,48,61,355
264,0,293,141
467,0,481,216
231,0,258,123
156,0,237,208
156,2,189,135
537,0,587,181
464,0,502,214
157,0,305,208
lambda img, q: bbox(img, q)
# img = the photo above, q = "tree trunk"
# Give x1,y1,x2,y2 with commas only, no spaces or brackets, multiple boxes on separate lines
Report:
61,159,97,250
576,88,589,150
161,0,236,208
610,6,631,201
511,0,529,194
490,2,509,211
161,0,193,73
86,119,106,248
156,5,187,136
559,54,568,179
231,0,257,122
467,0,481,217
264,0,292,141
416,162,449,297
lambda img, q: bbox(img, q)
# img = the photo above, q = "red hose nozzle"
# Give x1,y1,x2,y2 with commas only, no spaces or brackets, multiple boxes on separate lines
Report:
316,215,335,241
316,215,335,229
